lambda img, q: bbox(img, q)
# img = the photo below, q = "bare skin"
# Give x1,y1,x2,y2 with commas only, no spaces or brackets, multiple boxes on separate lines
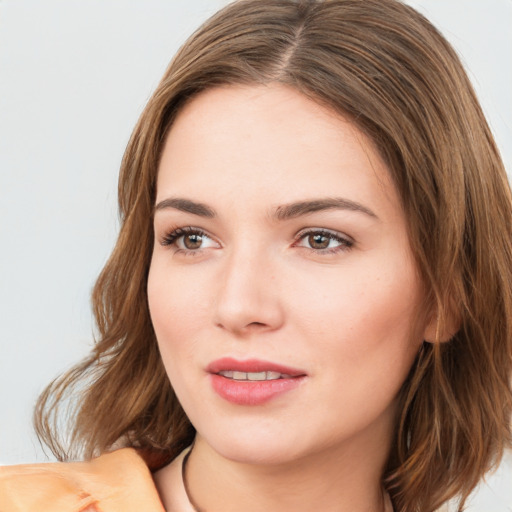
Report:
150,84,431,512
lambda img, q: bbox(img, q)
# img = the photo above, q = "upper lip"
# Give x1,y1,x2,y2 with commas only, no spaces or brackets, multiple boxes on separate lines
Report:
207,357,307,377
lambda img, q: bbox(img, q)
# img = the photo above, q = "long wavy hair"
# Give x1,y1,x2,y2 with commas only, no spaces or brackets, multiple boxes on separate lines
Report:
35,1,512,510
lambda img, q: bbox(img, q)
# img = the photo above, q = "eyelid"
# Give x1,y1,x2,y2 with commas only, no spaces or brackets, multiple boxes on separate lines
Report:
295,227,353,242
158,225,353,255
293,227,354,252
159,226,220,250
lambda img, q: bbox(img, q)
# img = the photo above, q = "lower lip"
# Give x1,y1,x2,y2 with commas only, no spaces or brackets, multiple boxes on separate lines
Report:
210,374,305,405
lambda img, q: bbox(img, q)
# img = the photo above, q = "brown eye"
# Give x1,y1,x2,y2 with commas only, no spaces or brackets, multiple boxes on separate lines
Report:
161,227,219,252
308,233,330,249
183,233,203,250
295,229,353,253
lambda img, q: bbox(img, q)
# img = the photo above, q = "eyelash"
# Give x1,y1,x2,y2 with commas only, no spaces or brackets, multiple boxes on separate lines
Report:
294,228,354,254
160,227,212,252
159,226,354,255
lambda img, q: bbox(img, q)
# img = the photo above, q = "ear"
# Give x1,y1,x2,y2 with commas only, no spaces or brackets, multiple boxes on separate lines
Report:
423,298,461,343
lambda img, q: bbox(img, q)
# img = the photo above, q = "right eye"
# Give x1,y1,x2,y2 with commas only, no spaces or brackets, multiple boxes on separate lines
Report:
161,227,219,253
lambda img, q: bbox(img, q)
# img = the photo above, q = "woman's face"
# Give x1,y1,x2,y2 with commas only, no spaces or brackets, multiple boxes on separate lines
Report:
148,84,428,465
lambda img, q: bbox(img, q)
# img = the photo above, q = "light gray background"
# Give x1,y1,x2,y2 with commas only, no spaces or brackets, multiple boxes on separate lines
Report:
1,1,511,510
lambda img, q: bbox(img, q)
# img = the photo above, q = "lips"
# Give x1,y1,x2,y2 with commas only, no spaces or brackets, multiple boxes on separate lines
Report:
207,357,306,376
207,358,307,405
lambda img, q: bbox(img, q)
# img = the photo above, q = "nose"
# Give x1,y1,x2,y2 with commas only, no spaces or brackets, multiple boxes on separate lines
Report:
213,246,285,336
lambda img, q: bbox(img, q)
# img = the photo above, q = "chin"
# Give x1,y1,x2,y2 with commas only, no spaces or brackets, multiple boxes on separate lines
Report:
213,438,302,465
195,418,319,466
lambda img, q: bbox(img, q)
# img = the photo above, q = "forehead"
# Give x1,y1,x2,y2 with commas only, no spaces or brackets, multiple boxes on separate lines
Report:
156,84,398,216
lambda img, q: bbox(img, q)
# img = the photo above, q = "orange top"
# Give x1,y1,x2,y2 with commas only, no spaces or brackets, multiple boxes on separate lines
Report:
0,448,166,512
0,448,456,511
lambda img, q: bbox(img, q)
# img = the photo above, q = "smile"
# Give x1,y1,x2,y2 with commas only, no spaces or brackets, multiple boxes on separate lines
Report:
207,357,306,376
217,370,291,381
208,358,306,405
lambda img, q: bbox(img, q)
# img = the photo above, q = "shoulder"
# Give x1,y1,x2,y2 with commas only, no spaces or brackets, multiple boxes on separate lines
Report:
0,448,165,512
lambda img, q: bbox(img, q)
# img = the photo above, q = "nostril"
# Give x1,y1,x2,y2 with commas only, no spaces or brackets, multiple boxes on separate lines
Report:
215,320,273,334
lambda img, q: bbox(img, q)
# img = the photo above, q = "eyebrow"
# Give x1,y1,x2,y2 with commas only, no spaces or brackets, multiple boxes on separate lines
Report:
154,196,378,220
154,197,216,218
273,197,378,221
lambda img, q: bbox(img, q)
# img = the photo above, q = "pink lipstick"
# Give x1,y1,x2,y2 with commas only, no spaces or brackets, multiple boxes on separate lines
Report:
207,358,306,405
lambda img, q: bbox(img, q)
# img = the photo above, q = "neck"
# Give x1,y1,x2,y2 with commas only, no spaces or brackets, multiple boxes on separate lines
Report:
183,432,391,512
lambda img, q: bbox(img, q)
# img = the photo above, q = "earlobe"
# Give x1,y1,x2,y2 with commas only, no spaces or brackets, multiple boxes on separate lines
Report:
423,301,461,343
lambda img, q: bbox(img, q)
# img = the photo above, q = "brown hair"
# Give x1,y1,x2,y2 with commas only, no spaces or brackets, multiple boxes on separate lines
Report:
35,1,512,510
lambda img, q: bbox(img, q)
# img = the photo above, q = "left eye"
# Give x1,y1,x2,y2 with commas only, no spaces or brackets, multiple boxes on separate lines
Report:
295,230,352,251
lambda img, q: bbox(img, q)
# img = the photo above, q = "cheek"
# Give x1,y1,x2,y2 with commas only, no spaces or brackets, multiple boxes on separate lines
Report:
289,253,423,377
148,252,212,319
298,266,417,333
147,258,207,362
147,263,207,414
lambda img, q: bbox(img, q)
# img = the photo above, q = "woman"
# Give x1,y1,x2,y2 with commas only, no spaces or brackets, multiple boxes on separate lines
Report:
1,0,511,511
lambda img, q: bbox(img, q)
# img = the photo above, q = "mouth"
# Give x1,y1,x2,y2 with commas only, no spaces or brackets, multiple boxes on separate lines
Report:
207,358,307,405
207,357,306,378
217,370,293,381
